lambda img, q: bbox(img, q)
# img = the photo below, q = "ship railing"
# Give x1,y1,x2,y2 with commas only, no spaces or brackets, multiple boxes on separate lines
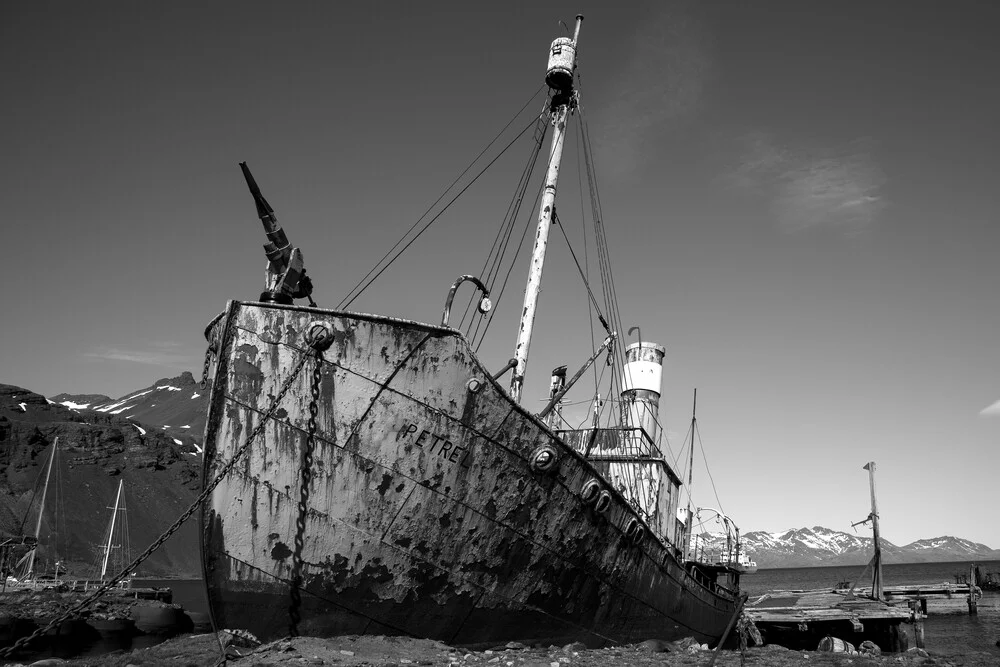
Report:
61,578,133,592
555,426,664,459
684,563,739,600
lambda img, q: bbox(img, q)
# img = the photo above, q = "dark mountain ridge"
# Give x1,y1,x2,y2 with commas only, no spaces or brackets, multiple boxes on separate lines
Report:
0,381,202,578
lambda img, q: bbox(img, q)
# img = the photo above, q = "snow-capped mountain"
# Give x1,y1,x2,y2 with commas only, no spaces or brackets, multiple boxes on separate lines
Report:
696,526,1000,569
51,371,208,456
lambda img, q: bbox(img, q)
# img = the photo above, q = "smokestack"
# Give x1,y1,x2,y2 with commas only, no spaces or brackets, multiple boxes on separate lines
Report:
620,342,666,454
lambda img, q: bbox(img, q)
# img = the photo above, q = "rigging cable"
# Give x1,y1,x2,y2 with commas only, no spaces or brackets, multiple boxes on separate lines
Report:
460,108,549,342
460,109,549,333
579,107,621,382
472,177,547,353
337,85,546,310
552,211,611,334
578,98,653,516
695,421,726,516
579,101,630,431
575,117,600,396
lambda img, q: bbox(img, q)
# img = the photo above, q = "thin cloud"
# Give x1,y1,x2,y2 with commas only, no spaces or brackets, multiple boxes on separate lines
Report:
980,399,1000,417
84,342,193,367
592,1,711,178
727,131,886,232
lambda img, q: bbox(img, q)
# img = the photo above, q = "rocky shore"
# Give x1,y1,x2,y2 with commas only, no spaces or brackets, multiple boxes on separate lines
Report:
7,633,998,667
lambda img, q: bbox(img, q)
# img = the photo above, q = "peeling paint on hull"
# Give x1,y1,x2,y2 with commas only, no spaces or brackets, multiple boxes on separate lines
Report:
199,301,737,647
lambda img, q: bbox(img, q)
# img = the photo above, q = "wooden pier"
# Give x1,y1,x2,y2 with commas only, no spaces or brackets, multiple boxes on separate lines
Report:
843,582,978,615
746,588,916,652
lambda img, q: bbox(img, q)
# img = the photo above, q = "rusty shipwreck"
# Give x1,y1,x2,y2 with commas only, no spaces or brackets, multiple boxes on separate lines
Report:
199,16,742,647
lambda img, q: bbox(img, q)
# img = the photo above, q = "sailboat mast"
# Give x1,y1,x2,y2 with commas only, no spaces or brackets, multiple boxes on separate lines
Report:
684,390,696,558
101,479,124,579
25,437,58,578
509,15,583,404
687,389,697,487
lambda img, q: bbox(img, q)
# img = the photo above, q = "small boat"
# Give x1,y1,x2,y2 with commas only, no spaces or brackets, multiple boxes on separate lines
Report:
2,438,66,592
721,553,758,575
83,481,174,603
199,15,744,648
93,479,132,586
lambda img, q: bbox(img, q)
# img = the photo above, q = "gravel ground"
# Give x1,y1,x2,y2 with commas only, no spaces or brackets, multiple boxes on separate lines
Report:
11,633,998,667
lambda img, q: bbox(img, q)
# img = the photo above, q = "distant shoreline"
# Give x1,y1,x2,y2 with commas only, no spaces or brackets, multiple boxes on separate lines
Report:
752,558,1000,571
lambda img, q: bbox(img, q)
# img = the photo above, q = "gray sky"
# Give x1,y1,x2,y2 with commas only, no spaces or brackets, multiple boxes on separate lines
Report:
3,1,997,547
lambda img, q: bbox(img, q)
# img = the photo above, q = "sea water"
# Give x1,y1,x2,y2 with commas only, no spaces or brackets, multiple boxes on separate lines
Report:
742,560,1000,658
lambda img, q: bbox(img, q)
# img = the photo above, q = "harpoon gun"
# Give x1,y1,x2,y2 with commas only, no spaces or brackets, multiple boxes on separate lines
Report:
240,161,315,306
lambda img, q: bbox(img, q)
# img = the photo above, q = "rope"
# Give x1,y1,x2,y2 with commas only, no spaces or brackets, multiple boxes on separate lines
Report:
0,343,312,660
574,119,599,396
695,422,725,516
473,178,545,353
338,114,542,311
338,86,546,310
552,210,610,333
463,109,548,342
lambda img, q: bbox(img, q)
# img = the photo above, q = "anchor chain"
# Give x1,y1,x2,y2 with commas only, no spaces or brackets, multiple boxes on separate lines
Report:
288,350,324,636
200,310,227,390
0,347,312,661
200,342,216,389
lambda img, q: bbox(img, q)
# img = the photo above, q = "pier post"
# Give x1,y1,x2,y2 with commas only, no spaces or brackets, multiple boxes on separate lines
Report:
888,623,908,652
968,564,978,615
908,600,925,649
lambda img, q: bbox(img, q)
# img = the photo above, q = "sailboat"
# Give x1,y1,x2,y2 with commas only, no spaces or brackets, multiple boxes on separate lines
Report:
199,16,742,647
676,394,755,575
93,479,132,588
3,438,64,591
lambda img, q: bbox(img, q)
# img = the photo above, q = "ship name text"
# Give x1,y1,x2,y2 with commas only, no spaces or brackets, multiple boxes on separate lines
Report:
397,423,472,468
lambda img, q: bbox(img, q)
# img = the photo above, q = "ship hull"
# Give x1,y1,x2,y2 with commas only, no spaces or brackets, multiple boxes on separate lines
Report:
199,301,736,647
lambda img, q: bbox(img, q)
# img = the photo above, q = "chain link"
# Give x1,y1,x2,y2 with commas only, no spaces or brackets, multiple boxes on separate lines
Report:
200,342,216,390
288,351,323,636
0,348,313,661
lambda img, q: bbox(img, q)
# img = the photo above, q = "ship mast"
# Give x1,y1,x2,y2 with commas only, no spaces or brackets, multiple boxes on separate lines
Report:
509,15,583,404
684,390,696,558
101,479,124,580
25,437,58,579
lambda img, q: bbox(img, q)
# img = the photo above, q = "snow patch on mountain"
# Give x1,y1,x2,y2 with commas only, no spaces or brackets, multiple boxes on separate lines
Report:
123,389,154,401
706,526,1000,568
61,400,91,410
158,385,182,392
95,399,131,413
